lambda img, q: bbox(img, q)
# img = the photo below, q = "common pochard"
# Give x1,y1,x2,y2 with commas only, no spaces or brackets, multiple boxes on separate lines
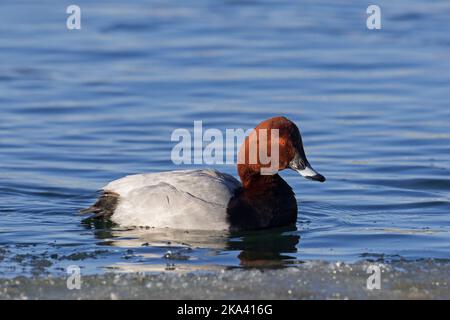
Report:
82,116,325,231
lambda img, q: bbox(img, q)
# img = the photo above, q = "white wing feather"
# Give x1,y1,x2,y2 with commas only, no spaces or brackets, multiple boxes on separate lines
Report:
104,169,241,230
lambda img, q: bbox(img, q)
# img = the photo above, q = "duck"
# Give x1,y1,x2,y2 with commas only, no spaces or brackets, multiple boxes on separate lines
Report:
81,116,325,231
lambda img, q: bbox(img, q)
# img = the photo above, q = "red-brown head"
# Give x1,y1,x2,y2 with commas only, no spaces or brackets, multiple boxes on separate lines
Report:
237,116,325,187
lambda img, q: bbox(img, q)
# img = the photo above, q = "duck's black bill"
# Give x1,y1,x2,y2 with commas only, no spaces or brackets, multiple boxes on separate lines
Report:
289,161,326,183
288,146,326,183
305,173,326,183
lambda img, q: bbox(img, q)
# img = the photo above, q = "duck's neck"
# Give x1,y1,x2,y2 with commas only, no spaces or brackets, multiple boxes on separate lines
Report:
228,164,297,231
238,164,283,190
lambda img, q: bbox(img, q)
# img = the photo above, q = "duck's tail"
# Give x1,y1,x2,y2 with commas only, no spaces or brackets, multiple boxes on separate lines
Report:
79,191,119,218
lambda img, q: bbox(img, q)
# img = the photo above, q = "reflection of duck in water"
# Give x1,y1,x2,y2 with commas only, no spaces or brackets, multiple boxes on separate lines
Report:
231,227,301,267
82,117,325,231
83,220,300,268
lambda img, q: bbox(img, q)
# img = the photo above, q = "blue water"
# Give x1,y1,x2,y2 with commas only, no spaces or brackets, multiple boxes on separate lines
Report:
1,0,450,277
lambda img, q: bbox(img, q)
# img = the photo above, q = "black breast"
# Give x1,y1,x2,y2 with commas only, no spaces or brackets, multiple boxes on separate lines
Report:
226,174,298,231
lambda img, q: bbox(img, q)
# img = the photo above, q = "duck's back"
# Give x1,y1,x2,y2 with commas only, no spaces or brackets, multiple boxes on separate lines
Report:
103,169,241,230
